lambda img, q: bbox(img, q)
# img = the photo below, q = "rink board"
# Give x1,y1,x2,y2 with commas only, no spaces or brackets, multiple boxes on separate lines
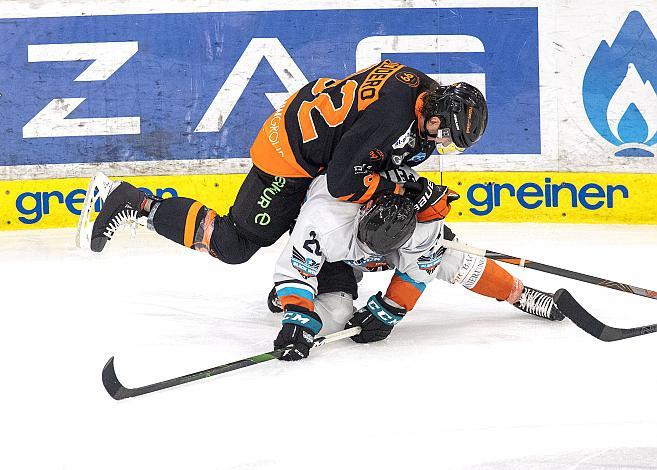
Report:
0,6,539,176
1,1,657,181
1,1,656,228
1,171,654,230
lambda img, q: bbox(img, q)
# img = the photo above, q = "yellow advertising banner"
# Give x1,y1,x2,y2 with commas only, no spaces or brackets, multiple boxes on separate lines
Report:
0,171,655,230
433,172,655,224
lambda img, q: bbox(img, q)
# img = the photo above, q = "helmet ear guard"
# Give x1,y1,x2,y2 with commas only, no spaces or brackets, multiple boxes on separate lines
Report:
421,82,488,149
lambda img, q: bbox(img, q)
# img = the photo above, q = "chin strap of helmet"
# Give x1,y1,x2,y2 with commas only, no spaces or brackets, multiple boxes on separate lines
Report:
416,112,435,153
419,112,444,185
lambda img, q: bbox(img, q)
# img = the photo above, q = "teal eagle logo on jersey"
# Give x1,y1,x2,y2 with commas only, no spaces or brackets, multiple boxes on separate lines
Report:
417,246,446,275
291,246,320,278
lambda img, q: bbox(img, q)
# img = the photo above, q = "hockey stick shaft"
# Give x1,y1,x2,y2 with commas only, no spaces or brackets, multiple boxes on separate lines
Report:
554,289,657,341
442,240,657,300
102,327,361,400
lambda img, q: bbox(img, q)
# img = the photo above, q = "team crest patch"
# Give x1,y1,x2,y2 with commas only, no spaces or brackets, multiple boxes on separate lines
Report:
395,71,420,87
291,246,320,278
369,148,384,162
417,246,446,275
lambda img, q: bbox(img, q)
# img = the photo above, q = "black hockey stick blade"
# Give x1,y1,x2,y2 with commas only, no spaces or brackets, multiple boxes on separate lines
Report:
102,327,361,400
102,357,125,399
102,350,285,400
554,288,657,342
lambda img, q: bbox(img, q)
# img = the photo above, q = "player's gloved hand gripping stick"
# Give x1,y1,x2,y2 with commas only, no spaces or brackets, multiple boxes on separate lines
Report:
346,292,407,343
274,308,324,361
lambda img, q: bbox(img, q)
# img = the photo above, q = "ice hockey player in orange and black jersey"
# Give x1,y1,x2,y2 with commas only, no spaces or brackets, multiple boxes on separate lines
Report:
79,60,488,277
251,59,481,203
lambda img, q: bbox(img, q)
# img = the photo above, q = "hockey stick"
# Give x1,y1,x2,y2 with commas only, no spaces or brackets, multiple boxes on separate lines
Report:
102,326,362,400
442,239,657,301
554,289,657,341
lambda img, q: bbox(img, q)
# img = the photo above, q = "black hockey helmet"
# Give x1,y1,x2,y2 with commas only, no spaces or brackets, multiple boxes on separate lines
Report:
357,193,416,254
421,82,488,149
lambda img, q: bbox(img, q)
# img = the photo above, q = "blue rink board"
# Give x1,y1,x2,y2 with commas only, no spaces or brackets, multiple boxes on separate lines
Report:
0,8,540,167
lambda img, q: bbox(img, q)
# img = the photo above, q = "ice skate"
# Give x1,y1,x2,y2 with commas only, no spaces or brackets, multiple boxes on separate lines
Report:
514,286,564,321
267,287,283,313
76,172,147,252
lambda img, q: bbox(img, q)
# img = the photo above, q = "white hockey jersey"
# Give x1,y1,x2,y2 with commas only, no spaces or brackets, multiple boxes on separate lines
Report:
273,167,471,314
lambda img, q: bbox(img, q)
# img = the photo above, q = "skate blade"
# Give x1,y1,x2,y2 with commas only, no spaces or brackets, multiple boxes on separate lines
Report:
75,172,119,249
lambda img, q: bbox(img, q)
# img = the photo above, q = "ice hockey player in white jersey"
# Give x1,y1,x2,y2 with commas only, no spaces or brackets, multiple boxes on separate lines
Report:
272,167,563,361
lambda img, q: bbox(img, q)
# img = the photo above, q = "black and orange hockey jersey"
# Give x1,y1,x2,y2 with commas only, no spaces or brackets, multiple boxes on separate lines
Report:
250,60,435,203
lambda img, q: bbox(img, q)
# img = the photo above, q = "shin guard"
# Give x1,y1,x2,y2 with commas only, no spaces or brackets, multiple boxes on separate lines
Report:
150,197,216,253
457,256,520,302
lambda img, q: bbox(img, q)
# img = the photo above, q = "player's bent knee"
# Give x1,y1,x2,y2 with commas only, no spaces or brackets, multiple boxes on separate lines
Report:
314,292,354,334
208,215,261,264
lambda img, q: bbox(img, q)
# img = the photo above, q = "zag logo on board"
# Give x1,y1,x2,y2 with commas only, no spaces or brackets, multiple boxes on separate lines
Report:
583,10,657,157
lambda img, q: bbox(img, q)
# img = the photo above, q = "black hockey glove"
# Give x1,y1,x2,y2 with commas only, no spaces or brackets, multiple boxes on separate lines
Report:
345,292,406,343
404,177,460,223
274,308,323,361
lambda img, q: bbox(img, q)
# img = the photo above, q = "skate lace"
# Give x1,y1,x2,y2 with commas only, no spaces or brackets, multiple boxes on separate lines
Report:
103,208,139,239
519,289,554,318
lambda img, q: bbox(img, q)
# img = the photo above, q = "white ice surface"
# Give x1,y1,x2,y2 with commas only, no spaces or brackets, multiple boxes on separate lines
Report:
1,223,657,470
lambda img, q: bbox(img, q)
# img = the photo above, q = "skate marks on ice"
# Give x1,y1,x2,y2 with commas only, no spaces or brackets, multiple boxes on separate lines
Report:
469,447,657,470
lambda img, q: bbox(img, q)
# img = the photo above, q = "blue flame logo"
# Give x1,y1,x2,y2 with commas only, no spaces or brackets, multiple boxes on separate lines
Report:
583,11,657,157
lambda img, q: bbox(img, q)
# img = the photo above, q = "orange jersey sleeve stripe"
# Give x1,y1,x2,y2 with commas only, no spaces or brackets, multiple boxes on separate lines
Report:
468,259,515,301
183,201,203,248
354,173,381,203
279,294,314,312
